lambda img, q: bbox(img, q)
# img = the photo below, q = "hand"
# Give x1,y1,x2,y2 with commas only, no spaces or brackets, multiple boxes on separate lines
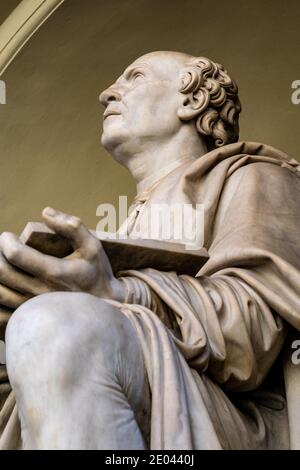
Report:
0,207,127,309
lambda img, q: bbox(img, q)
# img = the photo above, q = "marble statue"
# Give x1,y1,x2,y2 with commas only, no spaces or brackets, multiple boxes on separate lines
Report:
1,51,300,450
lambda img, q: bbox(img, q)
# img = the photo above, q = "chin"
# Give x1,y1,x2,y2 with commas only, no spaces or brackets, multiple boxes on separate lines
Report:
101,129,117,148
101,130,128,158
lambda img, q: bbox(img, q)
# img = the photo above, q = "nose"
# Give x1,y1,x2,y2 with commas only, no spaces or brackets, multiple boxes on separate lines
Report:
99,86,122,107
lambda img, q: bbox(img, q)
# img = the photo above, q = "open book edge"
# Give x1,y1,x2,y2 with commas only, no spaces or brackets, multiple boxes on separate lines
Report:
20,222,209,276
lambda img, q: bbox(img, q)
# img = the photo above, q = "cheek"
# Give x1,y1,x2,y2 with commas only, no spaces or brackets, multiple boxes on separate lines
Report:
125,87,162,119
127,97,165,132
136,103,178,134
134,89,180,132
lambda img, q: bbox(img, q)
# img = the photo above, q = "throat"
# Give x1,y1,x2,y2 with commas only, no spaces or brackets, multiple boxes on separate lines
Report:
136,155,196,196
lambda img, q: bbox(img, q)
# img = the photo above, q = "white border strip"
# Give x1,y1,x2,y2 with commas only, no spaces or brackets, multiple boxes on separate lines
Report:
0,0,65,76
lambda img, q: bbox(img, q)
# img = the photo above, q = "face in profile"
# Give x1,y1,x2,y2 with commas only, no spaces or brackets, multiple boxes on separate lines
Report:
99,52,191,158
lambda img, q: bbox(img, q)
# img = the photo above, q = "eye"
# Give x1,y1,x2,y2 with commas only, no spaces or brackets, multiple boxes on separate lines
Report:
132,71,144,82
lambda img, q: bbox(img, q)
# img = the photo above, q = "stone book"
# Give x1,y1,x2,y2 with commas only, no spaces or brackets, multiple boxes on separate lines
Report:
20,222,209,277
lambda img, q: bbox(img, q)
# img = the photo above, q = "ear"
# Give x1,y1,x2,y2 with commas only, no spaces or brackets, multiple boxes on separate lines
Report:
177,90,209,121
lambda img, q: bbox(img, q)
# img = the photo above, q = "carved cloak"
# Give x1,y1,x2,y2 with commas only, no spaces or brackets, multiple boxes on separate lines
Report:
114,141,300,449
1,141,300,449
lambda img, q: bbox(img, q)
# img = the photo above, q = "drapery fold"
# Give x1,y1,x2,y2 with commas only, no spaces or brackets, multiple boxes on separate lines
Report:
1,141,300,449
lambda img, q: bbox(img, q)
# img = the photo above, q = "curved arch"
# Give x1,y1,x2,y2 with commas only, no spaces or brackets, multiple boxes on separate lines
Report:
0,0,65,77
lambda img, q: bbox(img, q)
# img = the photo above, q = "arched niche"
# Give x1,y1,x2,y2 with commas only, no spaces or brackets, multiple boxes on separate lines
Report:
0,0,64,76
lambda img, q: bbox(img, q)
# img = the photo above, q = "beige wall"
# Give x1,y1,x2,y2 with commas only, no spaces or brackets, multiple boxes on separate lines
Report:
0,0,21,25
0,0,300,234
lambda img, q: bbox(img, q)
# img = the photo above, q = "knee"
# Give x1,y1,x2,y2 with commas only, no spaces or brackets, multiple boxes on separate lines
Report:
6,292,131,384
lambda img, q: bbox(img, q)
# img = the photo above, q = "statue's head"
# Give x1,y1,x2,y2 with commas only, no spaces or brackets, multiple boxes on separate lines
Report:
99,51,241,158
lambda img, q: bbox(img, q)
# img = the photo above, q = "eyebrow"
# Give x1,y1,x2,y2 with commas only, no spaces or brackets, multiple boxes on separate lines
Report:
123,63,150,79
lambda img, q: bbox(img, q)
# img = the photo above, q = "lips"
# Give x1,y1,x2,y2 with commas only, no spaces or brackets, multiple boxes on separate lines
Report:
103,109,121,120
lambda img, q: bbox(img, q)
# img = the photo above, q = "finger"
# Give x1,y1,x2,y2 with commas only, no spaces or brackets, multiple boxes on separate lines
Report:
0,283,30,309
42,207,101,258
0,252,51,296
0,232,67,281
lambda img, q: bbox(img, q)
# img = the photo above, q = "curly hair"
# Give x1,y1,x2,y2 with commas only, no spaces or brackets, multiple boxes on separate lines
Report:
179,57,241,150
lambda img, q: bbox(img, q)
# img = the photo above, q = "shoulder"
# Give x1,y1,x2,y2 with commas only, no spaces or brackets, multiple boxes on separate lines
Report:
225,160,299,192
217,160,300,227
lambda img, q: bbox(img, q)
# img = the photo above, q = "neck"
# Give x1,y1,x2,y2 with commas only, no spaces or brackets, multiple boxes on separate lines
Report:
116,124,208,194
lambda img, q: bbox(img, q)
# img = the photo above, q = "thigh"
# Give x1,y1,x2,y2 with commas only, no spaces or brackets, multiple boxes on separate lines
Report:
100,298,151,445
6,293,151,449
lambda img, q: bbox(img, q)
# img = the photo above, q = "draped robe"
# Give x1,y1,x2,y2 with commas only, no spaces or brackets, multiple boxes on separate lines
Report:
1,141,300,449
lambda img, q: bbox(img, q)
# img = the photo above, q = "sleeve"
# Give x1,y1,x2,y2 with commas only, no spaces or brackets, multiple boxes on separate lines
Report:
178,272,287,391
120,267,287,392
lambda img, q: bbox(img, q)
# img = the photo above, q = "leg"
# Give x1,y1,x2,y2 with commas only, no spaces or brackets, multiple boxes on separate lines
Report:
5,292,150,450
